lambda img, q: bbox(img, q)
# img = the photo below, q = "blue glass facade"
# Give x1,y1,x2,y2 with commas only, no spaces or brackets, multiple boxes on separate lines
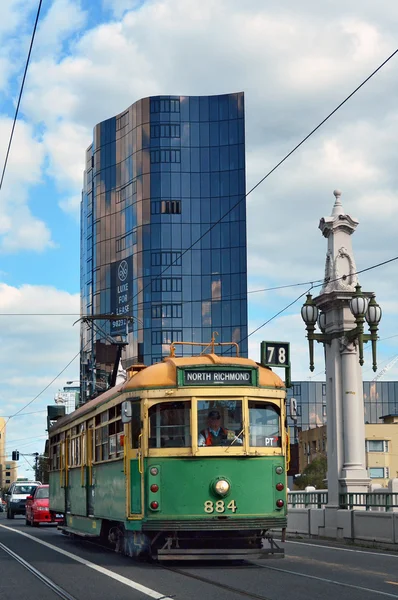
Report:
286,380,398,442
81,93,248,399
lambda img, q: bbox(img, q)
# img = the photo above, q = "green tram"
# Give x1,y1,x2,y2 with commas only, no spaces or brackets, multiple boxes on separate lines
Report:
48,342,288,560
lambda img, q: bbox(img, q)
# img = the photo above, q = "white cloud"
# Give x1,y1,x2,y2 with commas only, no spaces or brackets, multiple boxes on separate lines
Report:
34,0,87,56
0,283,80,476
0,117,54,252
58,193,81,220
102,0,143,18
43,121,91,187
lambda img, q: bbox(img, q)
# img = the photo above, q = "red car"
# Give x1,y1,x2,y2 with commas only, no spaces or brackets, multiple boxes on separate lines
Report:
25,485,63,526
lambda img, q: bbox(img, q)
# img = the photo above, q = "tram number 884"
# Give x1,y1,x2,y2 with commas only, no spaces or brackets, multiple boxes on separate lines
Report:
204,500,237,513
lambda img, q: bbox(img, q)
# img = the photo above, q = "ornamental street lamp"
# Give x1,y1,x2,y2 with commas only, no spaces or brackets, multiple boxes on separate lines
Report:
301,284,382,372
300,190,382,505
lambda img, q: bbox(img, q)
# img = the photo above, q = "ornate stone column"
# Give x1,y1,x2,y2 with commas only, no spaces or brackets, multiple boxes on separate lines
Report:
315,191,370,504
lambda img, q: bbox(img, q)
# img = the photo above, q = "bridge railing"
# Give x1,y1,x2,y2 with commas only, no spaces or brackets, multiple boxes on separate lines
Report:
288,490,328,508
288,490,398,511
339,492,398,511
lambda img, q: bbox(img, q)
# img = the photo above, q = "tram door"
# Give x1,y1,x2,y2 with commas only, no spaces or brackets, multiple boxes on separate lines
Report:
123,399,143,518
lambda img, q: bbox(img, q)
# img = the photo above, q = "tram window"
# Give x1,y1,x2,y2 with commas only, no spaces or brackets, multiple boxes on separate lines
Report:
197,400,243,447
249,402,281,447
149,401,191,448
130,401,141,449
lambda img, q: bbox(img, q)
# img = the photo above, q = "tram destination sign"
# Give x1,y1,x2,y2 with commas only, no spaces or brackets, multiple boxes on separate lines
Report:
179,367,256,387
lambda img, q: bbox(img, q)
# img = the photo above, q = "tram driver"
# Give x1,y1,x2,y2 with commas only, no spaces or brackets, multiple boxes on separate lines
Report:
198,410,243,447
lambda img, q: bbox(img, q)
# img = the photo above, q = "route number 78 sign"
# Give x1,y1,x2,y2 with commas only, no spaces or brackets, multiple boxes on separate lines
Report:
260,341,291,387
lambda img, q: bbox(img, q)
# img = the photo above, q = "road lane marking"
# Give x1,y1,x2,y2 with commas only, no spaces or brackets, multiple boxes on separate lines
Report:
0,524,174,600
286,539,398,559
258,564,398,598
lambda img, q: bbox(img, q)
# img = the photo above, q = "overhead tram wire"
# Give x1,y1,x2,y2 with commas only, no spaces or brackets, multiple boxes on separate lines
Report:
0,0,43,192
4,47,398,419
229,256,398,362
0,342,88,439
221,286,314,356
113,47,398,317
0,54,396,436
0,254,397,316
0,280,322,315
4,255,398,424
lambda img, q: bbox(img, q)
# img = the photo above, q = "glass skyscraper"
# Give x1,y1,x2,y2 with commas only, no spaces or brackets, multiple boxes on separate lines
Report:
80,93,248,400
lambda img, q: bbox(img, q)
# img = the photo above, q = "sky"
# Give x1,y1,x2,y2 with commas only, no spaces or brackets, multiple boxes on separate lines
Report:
1,0,398,479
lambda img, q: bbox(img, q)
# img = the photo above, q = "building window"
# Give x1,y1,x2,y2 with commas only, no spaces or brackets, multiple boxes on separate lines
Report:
163,200,181,214
322,383,326,396
150,149,181,164
151,252,182,267
116,111,129,130
369,467,388,479
150,124,180,138
6,471,10,476
116,180,136,203
116,230,137,253
152,330,183,345
152,304,182,319
322,404,327,417
150,98,180,113
151,278,182,293
151,200,182,215
293,384,301,396
366,440,389,452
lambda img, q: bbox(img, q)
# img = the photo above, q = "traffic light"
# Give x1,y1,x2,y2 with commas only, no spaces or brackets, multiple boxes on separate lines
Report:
12,450,19,461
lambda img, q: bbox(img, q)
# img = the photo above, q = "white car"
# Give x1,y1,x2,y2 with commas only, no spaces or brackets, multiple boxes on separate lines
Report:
5,481,41,519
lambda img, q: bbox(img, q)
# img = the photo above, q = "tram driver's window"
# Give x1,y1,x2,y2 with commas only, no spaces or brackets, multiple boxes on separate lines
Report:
197,400,243,447
149,401,191,448
249,402,281,447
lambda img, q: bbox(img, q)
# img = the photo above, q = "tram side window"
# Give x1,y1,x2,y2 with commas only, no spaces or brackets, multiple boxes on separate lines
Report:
197,400,243,447
50,442,60,470
249,402,281,447
149,401,191,448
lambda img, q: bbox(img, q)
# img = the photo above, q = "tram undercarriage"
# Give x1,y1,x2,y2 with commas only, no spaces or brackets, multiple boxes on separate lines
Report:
108,524,285,561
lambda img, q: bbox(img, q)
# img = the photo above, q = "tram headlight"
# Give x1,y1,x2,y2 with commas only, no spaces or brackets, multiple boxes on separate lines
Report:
213,479,230,497
275,466,284,475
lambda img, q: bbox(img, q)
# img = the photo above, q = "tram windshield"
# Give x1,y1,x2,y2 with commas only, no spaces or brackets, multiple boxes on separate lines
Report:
249,401,281,447
149,401,191,448
198,400,243,447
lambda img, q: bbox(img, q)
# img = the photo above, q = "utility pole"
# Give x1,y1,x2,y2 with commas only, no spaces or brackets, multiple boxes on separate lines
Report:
34,452,39,481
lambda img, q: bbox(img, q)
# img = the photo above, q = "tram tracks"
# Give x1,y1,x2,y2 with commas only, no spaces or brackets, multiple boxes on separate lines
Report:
160,564,274,600
0,541,78,600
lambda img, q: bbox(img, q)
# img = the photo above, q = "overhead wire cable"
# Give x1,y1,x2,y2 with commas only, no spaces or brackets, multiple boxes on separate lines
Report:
0,254,397,316
0,0,43,191
221,286,314,356
0,343,86,437
113,47,398,317
3,48,398,425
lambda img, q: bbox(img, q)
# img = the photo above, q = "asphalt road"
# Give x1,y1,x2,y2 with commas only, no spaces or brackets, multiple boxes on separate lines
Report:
1,513,398,600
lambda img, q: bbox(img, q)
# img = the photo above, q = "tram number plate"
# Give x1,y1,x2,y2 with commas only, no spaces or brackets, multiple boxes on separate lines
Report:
204,500,237,514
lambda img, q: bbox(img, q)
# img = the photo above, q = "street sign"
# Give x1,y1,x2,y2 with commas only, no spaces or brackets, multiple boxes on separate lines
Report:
261,341,290,367
260,341,291,387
